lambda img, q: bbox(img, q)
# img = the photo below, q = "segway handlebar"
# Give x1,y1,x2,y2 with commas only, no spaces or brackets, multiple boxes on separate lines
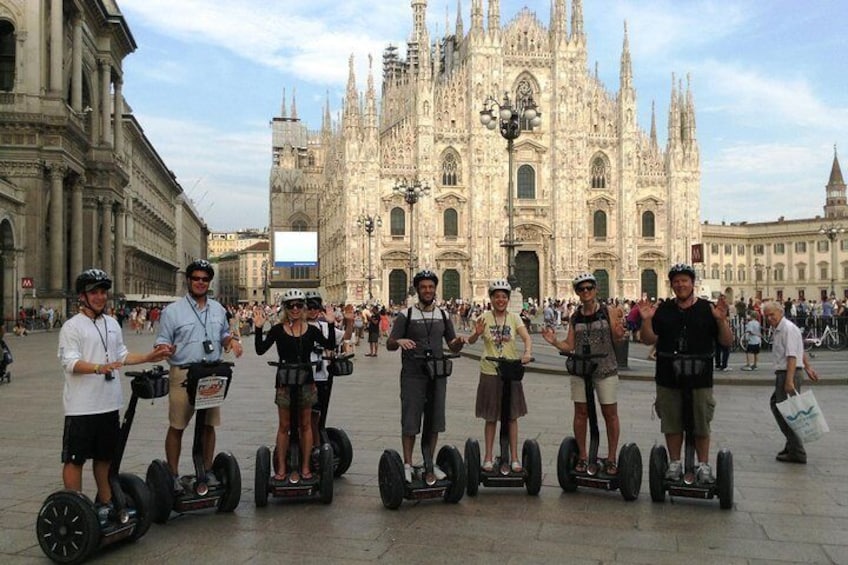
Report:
178,360,235,370
412,351,461,360
267,360,322,368
124,365,169,379
485,356,535,364
559,351,607,360
322,352,355,362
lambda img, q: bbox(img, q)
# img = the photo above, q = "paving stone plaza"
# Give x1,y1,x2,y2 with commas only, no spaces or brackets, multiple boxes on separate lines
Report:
1,328,847,564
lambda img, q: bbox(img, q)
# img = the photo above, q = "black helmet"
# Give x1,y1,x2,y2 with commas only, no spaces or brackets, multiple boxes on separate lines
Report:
413,269,439,288
75,268,112,294
304,290,323,309
668,263,696,281
186,259,215,280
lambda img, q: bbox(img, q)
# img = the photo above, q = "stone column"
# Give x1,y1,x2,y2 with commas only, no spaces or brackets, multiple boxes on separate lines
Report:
102,199,113,274
70,178,84,279
49,0,63,95
113,78,123,154
100,59,111,145
14,32,26,91
49,165,65,291
114,204,125,295
71,16,83,112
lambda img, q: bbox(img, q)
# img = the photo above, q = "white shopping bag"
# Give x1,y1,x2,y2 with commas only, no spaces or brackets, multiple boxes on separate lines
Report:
776,390,830,443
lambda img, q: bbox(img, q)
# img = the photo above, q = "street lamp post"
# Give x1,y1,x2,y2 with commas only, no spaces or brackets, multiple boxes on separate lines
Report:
820,223,845,297
479,91,542,288
357,214,382,302
393,179,430,295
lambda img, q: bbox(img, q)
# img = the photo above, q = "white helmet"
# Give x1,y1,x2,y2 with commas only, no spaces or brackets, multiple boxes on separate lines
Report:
488,279,512,296
280,289,306,304
572,272,597,290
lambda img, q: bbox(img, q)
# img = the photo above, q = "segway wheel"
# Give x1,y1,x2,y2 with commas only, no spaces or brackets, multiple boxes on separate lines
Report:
437,445,466,504
36,490,100,565
617,443,642,502
464,438,481,497
118,473,152,541
717,449,734,510
318,444,334,504
254,446,271,508
378,450,405,510
145,459,174,524
648,445,668,503
523,439,542,496
557,437,579,492
326,427,354,477
213,452,242,513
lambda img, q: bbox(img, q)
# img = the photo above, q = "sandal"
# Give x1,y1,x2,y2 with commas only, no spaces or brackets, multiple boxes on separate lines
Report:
301,470,313,481
482,460,494,472
604,460,618,476
511,460,523,473
574,459,588,473
273,472,287,482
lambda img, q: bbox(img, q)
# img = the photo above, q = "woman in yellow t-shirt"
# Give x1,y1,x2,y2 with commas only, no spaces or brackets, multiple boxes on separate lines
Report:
465,280,533,472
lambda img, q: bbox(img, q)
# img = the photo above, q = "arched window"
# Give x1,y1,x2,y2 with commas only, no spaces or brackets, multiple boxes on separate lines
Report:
593,210,607,238
0,20,15,92
292,219,307,231
593,269,610,299
442,269,460,300
517,165,535,199
641,211,655,238
443,208,458,238
442,152,459,186
591,157,607,189
390,207,405,236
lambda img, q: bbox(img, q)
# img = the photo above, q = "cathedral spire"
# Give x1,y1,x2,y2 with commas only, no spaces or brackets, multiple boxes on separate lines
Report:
825,144,847,218
488,0,500,34
411,0,428,40
290,88,298,120
650,100,658,152
456,0,464,38
344,54,359,131
551,0,567,40
685,73,696,145
322,90,331,133
668,72,680,147
280,87,287,118
620,21,632,90
365,55,377,129
571,0,584,40
471,0,483,34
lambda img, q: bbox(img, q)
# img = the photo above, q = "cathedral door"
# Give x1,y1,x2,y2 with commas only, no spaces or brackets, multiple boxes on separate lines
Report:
593,269,610,299
442,269,460,301
515,251,539,302
641,269,658,299
389,269,407,306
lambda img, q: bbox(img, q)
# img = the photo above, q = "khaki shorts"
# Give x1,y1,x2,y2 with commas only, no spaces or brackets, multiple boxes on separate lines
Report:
275,384,318,409
654,385,715,436
169,366,221,430
570,374,619,404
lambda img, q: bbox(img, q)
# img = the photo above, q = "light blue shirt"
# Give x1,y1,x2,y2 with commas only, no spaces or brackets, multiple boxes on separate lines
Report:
155,295,230,366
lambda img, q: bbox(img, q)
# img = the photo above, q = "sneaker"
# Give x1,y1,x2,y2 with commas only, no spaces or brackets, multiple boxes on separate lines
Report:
173,475,184,494
740,365,753,372
751,365,757,370
96,502,113,524
665,460,682,481
403,463,413,483
722,367,731,372
205,471,221,487
697,462,715,484
433,464,447,481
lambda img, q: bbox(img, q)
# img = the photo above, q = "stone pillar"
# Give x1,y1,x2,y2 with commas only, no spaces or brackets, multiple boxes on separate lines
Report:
99,59,111,145
113,78,123,153
71,16,83,112
49,165,65,291
14,32,26,91
114,204,125,295
49,0,63,95
102,199,113,274
70,178,84,279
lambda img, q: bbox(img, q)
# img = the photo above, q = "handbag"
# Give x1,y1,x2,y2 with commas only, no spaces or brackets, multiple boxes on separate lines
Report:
776,390,829,443
565,356,597,377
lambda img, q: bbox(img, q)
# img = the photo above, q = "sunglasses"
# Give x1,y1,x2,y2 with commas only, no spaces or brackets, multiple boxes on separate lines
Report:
190,276,211,283
576,285,595,293
285,302,305,310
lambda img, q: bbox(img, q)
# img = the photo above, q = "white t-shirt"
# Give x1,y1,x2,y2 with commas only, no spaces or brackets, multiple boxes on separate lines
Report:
58,312,128,415
309,320,344,382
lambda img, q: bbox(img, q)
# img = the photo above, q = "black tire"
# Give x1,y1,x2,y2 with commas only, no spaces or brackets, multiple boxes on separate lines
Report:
254,446,270,508
523,439,542,496
437,445,466,504
617,443,642,502
648,445,668,503
118,473,152,541
36,490,100,565
326,427,353,477
213,452,241,513
145,459,174,524
557,437,579,492
378,449,405,510
318,444,334,504
464,438,480,497
826,331,847,351
717,449,734,510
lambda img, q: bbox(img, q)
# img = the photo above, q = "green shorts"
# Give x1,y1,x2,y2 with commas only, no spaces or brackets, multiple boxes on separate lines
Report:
654,385,715,436
275,384,317,409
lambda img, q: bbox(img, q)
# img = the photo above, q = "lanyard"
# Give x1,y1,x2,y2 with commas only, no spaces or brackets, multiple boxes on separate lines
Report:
187,297,210,341
91,316,110,362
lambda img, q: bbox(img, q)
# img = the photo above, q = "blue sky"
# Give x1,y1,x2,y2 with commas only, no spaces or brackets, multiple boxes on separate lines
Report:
118,0,848,232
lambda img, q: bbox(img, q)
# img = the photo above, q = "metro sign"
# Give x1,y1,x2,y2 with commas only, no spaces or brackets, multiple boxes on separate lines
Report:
21,277,33,289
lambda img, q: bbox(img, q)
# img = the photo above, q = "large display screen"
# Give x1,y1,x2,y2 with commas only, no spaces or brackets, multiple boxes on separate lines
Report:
274,231,318,267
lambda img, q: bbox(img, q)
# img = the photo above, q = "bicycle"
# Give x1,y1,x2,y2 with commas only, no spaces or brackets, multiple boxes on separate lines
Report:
803,324,847,352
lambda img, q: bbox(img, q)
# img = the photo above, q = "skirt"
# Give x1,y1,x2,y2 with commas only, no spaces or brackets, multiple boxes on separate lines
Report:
475,372,528,422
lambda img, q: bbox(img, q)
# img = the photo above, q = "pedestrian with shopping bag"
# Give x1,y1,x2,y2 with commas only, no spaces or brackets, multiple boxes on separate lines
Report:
762,302,821,464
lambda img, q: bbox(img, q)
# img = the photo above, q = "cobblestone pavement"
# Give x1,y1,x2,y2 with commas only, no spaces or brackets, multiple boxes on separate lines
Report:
1,328,847,564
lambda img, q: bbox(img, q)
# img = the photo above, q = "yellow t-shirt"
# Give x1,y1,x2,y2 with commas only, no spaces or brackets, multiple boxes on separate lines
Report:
479,311,521,375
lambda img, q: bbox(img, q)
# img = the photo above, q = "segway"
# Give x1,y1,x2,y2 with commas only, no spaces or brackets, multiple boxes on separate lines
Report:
649,353,733,509
37,365,168,564
255,360,334,506
465,356,541,496
316,352,355,477
378,351,465,509
146,361,241,523
557,347,642,501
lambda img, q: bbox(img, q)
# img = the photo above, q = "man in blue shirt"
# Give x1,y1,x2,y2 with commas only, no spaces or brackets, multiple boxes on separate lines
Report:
155,260,243,491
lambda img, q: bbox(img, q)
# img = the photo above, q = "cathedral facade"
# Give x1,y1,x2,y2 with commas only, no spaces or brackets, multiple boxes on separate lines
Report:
270,0,701,305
